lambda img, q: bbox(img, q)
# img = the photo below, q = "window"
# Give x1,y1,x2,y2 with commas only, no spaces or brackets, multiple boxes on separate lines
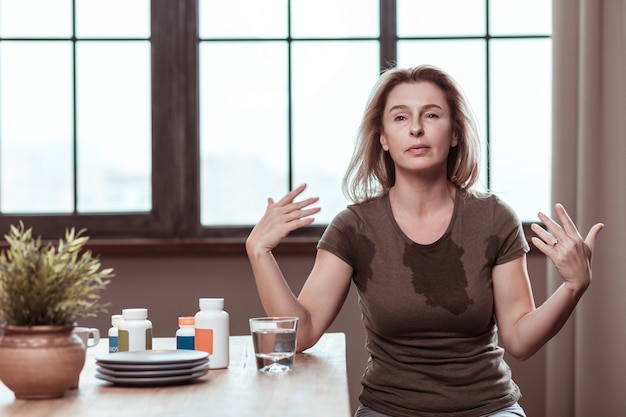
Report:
198,0,380,226
395,0,552,220
0,0,551,241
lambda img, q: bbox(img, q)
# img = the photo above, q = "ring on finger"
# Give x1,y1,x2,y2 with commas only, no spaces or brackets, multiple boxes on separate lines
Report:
552,239,559,247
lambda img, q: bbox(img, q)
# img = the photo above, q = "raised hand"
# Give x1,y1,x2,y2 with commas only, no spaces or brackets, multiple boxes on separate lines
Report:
246,184,321,254
530,203,604,292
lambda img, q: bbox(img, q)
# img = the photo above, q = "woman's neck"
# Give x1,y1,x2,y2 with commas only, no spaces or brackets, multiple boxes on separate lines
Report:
388,179,456,244
389,177,455,216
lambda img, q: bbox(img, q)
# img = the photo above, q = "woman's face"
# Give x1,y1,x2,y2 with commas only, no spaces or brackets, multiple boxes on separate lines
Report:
380,81,457,178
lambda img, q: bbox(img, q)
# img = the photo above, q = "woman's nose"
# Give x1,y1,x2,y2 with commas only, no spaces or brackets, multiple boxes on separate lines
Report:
409,121,423,137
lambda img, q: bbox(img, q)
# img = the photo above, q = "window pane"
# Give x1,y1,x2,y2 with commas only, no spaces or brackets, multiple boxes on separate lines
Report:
76,42,152,213
291,41,379,224
0,0,72,38
489,0,552,36
199,42,288,225
397,40,486,118
291,0,379,38
76,0,150,38
397,40,489,190
490,39,552,221
199,0,287,38
0,42,74,213
397,0,485,37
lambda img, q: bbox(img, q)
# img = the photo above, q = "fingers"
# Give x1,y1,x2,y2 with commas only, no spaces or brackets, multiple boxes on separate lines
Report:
249,185,321,253
531,204,604,256
276,183,309,206
266,184,320,224
536,207,564,239
530,223,556,248
553,203,579,237
534,203,583,244
529,204,603,293
584,223,604,252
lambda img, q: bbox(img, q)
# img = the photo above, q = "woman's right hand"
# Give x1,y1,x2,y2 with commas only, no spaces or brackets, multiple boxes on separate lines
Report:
246,184,321,255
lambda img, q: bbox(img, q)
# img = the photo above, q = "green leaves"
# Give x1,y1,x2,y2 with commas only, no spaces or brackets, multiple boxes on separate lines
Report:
0,222,113,326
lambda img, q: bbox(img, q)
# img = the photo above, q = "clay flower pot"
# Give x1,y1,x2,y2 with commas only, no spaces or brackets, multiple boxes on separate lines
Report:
0,325,86,399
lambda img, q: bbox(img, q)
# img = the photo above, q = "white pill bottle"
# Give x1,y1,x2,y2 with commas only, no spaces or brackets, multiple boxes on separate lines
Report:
118,308,153,352
108,314,123,353
194,298,229,368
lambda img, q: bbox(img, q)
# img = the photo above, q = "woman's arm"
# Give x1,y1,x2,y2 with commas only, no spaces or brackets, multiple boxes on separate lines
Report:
493,255,583,360
493,204,603,361
296,249,353,350
246,184,353,351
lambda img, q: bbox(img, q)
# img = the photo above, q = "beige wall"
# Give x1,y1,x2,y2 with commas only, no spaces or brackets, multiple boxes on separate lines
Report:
80,250,548,416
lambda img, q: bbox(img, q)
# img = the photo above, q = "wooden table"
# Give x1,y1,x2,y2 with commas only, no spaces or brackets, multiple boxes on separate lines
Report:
0,333,351,417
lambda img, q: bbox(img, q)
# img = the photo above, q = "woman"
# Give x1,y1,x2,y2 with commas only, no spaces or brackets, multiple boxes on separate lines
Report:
246,65,603,417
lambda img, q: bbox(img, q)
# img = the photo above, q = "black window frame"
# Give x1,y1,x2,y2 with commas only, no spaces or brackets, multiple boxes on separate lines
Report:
0,0,200,240
0,0,548,246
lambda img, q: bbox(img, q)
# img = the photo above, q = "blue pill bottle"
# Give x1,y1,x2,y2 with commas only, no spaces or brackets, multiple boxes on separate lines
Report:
176,316,195,350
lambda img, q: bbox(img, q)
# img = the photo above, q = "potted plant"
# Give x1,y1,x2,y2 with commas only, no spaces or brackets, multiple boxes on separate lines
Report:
0,222,113,399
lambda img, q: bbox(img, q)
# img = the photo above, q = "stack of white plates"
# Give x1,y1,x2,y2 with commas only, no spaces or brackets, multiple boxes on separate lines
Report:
95,350,209,386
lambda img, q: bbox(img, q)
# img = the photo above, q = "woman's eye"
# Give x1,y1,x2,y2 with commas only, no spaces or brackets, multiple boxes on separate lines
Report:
394,115,407,121
425,113,439,119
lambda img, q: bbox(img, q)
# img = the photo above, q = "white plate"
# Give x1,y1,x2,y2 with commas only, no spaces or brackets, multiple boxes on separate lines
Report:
96,362,209,378
95,368,208,386
96,349,209,365
96,357,209,371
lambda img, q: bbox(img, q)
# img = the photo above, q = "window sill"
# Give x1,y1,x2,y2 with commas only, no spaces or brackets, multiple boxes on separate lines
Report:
0,225,535,257
84,237,319,257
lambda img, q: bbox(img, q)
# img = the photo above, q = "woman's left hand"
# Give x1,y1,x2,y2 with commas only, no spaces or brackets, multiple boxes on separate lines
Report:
530,204,604,292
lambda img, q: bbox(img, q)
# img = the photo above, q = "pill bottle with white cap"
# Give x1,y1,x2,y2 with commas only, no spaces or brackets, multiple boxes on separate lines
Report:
118,308,152,352
194,298,229,368
108,314,123,353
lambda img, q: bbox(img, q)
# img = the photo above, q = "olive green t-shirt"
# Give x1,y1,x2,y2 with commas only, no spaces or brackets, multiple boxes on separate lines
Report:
318,188,530,417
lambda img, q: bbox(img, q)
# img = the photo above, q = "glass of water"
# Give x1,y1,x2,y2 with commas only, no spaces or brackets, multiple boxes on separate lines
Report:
249,317,299,373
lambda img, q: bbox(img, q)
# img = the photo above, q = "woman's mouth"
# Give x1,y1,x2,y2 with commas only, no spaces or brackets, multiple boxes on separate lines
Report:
407,144,429,155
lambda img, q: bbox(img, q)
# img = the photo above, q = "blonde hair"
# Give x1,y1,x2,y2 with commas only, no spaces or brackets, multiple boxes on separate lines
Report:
343,65,481,203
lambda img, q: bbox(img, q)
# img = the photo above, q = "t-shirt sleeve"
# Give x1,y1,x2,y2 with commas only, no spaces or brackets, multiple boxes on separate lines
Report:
317,208,359,267
493,197,530,265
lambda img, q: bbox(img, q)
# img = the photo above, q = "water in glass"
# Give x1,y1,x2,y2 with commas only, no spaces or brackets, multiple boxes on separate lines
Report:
252,328,296,372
